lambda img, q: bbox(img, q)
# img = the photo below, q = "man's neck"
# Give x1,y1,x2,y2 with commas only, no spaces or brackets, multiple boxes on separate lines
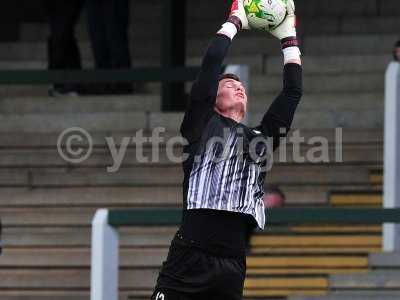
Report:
215,108,243,123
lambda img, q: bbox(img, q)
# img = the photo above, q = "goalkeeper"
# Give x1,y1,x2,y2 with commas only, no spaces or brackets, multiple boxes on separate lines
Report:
152,0,302,299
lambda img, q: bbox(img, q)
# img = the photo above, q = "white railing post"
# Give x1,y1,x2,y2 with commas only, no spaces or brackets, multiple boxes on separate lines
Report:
384,62,400,252
91,209,119,300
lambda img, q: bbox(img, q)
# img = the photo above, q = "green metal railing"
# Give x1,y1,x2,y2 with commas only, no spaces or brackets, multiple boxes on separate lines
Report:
107,207,400,227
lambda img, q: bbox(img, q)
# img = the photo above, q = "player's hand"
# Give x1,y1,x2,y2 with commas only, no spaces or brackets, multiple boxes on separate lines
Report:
269,0,296,40
228,0,249,30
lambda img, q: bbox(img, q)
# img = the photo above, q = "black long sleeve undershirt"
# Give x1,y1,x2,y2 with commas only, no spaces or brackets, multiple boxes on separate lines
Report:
256,63,303,150
180,34,303,149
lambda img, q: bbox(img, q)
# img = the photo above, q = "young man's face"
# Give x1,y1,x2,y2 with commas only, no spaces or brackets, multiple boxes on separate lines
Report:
395,47,400,62
263,192,285,208
215,78,247,119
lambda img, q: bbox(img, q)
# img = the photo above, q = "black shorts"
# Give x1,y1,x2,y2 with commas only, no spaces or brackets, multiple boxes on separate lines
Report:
152,234,246,300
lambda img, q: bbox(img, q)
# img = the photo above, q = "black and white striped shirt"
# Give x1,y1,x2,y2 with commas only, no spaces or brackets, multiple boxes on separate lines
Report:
186,115,267,229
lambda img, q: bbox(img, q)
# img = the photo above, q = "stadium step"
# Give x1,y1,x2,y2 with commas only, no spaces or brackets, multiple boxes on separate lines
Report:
0,184,380,209
247,268,370,275
300,16,400,35
0,85,50,98
0,268,157,290
3,226,176,247
0,54,390,76
243,277,328,297
250,246,381,256
0,207,148,227
0,111,157,132
0,34,397,61
329,192,382,207
369,170,383,185
0,164,379,187
290,295,400,300
253,109,383,129
245,277,328,289
0,248,167,268
248,93,384,113
289,225,381,234
369,253,400,268
0,247,379,270
296,0,400,17
330,270,400,289
264,55,390,75
250,236,381,250
0,83,161,98
0,110,383,136
304,34,398,55
0,296,94,300
0,292,148,300
330,290,400,297
0,128,382,148
0,140,381,168
0,95,161,113
0,187,182,207
252,72,384,94
245,290,326,298
247,256,369,268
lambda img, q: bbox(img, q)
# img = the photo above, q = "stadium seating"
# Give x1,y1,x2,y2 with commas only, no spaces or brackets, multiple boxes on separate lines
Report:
0,0,398,299
288,253,400,300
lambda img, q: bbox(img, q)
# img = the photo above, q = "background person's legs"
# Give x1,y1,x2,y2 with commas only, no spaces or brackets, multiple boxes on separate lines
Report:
45,0,84,94
86,0,111,69
104,0,131,69
105,0,133,93
86,0,132,94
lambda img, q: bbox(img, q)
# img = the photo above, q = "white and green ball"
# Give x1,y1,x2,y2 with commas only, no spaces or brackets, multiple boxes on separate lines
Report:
244,0,288,31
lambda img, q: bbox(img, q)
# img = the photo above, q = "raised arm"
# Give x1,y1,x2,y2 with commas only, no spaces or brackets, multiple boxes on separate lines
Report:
258,63,302,150
256,0,303,150
180,0,248,143
190,36,230,103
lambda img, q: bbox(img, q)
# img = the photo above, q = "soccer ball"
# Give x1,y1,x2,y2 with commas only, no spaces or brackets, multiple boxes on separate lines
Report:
243,0,288,31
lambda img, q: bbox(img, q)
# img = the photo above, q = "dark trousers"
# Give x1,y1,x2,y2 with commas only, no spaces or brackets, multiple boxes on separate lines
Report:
45,0,84,91
86,0,132,94
152,235,245,300
87,0,132,94
86,0,131,69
